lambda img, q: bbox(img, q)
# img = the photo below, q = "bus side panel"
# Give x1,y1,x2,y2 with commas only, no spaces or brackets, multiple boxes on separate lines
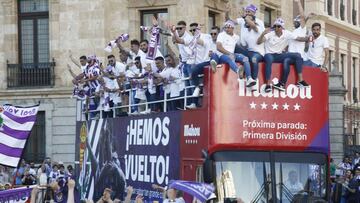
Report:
208,64,329,154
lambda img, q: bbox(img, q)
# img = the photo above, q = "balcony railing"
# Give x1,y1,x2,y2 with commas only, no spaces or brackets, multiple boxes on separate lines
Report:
6,60,55,88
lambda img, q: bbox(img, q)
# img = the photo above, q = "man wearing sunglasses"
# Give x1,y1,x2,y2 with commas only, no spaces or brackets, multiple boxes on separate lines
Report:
191,26,220,98
183,22,212,108
303,23,329,72
171,21,196,108
257,18,307,93
215,21,256,86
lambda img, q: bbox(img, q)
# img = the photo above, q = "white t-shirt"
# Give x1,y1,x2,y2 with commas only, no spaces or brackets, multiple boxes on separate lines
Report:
177,31,193,62
264,30,295,54
206,40,218,61
159,67,173,94
288,26,307,58
241,25,265,56
169,67,182,97
113,61,126,77
193,33,212,64
306,35,329,66
81,64,88,74
237,17,265,44
216,31,240,55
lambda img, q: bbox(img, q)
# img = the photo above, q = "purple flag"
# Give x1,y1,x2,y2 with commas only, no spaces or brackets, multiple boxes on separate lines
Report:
0,104,39,167
169,180,215,202
0,186,34,202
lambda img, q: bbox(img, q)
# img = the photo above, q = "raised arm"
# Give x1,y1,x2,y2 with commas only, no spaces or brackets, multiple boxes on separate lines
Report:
69,52,81,68
257,28,270,45
66,179,76,203
294,0,306,28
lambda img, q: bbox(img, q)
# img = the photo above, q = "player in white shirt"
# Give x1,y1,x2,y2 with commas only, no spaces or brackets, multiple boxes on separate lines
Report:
171,21,195,107
184,22,212,108
226,4,265,56
215,21,256,87
303,23,329,72
281,0,315,91
257,18,307,92
240,14,265,90
191,26,220,98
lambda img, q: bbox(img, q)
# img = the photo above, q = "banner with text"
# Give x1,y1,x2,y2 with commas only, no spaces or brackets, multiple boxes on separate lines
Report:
76,112,181,202
208,65,329,153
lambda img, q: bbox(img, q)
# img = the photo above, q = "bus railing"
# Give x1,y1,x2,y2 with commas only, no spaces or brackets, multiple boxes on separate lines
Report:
79,75,204,121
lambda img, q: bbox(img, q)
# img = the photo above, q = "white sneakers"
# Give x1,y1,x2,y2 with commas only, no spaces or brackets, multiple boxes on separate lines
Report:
210,60,217,73
192,87,201,97
246,77,256,87
140,109,151,114
186,103,197,109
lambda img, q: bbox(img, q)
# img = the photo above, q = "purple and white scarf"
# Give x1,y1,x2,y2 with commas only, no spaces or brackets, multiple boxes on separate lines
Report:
143,26,161,60
104,33,129,53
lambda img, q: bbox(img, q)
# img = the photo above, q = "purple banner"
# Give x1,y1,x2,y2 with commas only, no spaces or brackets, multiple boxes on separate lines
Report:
0,186,33,202
76,111,181,202
169,180,215,202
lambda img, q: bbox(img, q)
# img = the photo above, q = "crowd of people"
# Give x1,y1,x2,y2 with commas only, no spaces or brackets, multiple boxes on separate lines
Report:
330,153,360,203
68,0,329,119
0,158,74,190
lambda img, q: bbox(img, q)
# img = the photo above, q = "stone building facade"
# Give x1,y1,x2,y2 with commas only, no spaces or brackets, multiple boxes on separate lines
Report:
0,0,359,164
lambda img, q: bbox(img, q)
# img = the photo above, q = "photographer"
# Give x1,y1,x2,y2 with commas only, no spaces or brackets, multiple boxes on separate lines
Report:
22,168,36,185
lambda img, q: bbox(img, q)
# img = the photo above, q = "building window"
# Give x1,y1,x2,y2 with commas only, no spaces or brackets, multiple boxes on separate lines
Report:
328,50,333,71
264,7,273,28
23,111,46,163
208,11,217,33
140,9,168,55
340,0,345,21
353,57,358,103
340,54,347,87
352,0,357,25
327,0,333,15
18,0,49,64
10,0,54,88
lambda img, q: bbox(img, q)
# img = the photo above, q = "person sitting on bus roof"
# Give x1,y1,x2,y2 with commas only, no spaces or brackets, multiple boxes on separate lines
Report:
257,18,308,93
303,22,329,72
214,20,256,87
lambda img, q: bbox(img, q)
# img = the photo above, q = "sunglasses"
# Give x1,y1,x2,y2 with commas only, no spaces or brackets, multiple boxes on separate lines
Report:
274,25,282,28
176,27,185,30
134,61,140,65
210,33,217,36
189,29,197,32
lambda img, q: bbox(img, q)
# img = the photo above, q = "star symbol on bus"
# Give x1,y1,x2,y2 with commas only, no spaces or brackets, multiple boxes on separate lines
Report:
260,102,268,109
283,103,289,110
250,101,256,109
272,103,278,110
294,103,301,111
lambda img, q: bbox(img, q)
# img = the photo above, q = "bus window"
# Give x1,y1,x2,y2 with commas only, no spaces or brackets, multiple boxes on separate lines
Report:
215,161,271,202
275,162,327,202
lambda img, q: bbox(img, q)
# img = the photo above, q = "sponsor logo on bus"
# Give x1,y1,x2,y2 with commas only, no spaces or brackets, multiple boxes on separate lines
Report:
238,78,312,99
184,124,200,144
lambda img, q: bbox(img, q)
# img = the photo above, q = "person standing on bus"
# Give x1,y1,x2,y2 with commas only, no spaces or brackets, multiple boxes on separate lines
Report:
303,23,329,72
275,0,312,91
